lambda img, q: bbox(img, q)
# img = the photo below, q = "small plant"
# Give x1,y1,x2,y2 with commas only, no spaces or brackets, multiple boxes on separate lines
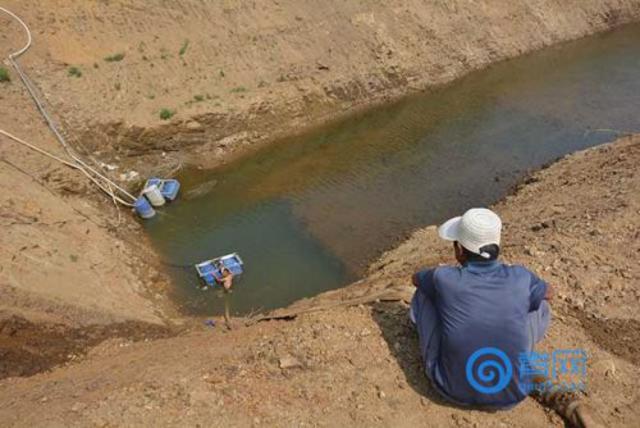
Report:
114,82,121,90
219,69,225,78
179,39,189,56
104,52,125,62
0,67,10,82
159,108,175,120
68,66,82,78
147,94,156,100
69,254,79,262
230,86,247,93
193,94,204,102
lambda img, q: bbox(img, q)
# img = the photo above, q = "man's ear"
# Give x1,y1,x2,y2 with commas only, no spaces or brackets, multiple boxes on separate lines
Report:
454,242,466,264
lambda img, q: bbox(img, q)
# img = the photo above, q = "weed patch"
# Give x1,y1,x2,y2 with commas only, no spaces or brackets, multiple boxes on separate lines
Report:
104,52,125,62
179,40,190,56
68,67,82,78
0,67,10,82
159,108,175,120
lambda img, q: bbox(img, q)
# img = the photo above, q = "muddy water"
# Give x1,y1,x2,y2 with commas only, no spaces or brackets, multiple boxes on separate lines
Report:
146,25,640,316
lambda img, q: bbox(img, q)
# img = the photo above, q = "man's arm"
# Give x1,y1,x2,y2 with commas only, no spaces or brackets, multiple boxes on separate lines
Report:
411,269,437,300
527,268,550,311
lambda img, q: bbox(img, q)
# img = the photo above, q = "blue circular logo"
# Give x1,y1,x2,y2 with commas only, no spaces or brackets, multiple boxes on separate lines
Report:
465,347,513,394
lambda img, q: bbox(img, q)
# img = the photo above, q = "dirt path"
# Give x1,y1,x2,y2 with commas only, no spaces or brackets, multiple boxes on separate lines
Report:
0,135,637,427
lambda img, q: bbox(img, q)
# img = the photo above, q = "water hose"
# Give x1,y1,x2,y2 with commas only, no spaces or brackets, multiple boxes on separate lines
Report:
0,6,136,207
0,129,134,206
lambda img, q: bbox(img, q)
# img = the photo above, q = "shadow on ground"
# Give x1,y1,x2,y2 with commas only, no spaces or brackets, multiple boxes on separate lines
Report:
370,300,454,407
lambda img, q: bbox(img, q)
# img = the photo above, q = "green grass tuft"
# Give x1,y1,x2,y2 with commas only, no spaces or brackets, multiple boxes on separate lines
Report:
0,67,10,82
230,86,247,93
68,67,82,78
193,94,204,102
179,40,190,56
159,108,175,120
104,52,125,62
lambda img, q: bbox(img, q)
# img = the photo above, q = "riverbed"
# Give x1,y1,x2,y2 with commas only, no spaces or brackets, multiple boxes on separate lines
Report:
145,24,640,316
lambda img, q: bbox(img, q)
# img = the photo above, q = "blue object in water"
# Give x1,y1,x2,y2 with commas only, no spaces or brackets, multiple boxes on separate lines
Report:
160,179,180,201
134,196,155,219
145,177,163,189
198,263,218,286
144,177,180,202
195,253,244,288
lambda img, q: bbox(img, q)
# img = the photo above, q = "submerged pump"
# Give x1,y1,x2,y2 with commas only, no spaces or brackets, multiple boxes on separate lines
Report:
134,177,181,219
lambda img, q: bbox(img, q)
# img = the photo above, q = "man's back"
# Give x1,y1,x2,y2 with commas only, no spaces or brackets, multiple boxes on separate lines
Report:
415,260,547,407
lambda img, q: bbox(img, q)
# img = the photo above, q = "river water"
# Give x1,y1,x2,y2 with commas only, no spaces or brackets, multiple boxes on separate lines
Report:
145,24,640,316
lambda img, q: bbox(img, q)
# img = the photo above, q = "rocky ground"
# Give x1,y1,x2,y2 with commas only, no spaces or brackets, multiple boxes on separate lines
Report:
0,136,637,427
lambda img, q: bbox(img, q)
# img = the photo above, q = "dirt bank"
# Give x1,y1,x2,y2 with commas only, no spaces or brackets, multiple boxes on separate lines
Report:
0,77,173,327
2,0,640,179
0,135,637,426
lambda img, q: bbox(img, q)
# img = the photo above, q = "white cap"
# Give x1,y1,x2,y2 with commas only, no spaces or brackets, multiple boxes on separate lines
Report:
438,208,502,259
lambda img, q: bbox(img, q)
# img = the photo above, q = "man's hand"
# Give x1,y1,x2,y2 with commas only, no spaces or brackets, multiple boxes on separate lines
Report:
412,273,420,288
544,282,554,301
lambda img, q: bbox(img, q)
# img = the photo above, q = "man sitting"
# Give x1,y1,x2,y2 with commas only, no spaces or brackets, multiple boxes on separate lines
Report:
410,208,552,408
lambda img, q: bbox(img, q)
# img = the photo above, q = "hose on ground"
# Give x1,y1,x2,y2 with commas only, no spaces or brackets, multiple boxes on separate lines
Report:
0,129,135,206
0,6,137,207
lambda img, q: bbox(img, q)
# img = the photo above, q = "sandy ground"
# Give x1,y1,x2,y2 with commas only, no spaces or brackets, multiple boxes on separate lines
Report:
0,135,637,427
2,0,639,178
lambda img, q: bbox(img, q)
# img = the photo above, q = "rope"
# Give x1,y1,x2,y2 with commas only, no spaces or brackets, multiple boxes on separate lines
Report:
0,6,137,207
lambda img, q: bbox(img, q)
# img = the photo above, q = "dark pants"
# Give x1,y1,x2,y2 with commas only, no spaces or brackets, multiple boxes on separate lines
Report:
410,289,551,386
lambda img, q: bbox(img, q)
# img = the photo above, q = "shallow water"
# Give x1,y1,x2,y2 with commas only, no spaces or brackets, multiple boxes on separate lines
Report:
145,24,640,316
